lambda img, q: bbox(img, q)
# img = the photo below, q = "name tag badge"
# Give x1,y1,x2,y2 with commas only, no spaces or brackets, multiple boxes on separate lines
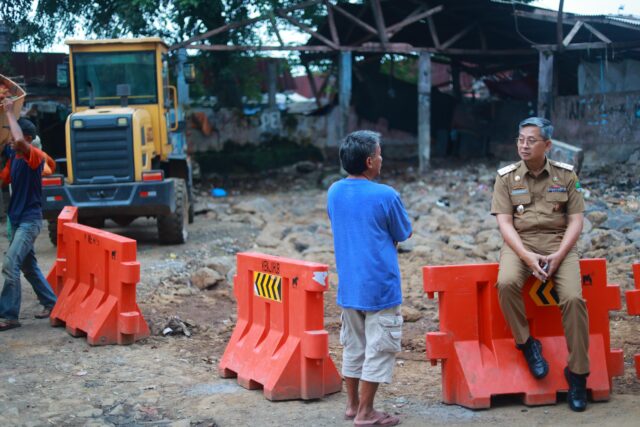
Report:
548,185,567,193
511,188,529,196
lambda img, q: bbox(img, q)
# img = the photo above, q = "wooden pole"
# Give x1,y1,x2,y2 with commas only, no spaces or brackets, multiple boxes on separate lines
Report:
418,52,431,173
339,51,352,140
537,50,554,119
556,0,565,53
268,60,277,110
303,62,322,108
370,0,389,47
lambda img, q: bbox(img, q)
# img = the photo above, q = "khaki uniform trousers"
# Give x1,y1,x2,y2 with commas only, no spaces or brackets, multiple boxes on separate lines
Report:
496,245,590,374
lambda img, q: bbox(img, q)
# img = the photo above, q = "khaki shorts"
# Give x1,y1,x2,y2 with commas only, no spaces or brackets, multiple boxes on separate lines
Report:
340,306,403,384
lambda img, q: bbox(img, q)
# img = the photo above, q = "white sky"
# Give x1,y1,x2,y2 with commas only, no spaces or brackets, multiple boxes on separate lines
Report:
20,0,640,53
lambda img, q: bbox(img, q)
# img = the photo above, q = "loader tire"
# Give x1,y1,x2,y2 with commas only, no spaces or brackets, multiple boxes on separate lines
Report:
48,219,57,246
157,178,188,244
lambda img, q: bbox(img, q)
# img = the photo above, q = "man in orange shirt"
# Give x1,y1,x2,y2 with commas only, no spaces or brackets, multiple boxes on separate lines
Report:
0,98,57,331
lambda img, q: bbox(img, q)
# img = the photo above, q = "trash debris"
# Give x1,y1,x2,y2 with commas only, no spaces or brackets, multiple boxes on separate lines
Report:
162,316,194,337
436,198,450,208
211,188,227,197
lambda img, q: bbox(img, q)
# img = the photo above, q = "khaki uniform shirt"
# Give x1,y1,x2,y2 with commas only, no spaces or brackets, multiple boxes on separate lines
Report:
491,158,584,251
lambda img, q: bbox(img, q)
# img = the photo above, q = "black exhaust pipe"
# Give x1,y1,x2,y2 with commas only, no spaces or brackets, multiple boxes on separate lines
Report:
117,84,131,108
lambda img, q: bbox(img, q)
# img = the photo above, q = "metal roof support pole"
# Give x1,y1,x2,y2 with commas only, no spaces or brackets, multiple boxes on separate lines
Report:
338,51,352,140
537,50,554,120
268,60,277,111
418,52,431,173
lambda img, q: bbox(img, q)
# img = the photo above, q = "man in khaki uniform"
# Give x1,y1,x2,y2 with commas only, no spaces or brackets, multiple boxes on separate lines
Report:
491,117,589,412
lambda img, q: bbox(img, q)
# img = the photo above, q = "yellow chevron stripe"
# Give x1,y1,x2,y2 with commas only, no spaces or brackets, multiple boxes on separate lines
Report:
275,277,282,301
541,279,558,306
267,275,275,300
252,271,283,302
258,273,267,296
529,280,544,306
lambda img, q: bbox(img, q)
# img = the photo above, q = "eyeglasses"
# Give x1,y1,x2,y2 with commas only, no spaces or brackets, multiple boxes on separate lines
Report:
516,137,545,147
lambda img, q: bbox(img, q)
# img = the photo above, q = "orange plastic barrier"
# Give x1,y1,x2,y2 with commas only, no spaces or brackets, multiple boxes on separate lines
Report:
48,211,149,345
46,206,78,296
424,259,623,409
626,263,640,378
219,252,341,400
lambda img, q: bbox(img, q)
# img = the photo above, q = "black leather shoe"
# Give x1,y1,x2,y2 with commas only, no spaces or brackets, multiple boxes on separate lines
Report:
516,337,549,379
565,367,588,412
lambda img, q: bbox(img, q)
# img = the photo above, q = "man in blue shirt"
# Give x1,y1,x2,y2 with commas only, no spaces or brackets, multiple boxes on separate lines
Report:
0,98,57,331
327,130,412,426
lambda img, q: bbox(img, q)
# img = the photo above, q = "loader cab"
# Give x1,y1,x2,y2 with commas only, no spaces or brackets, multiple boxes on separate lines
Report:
66,38,174,164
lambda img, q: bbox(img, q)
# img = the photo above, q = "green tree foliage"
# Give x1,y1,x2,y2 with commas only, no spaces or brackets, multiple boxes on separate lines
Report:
1,0,329,106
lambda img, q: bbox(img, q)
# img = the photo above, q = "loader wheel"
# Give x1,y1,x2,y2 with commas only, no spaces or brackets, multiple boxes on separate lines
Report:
187,186,195,224
81,217,105,228
48,219,57,246
188,201,195,224
112,216,135,227
157,178,188,244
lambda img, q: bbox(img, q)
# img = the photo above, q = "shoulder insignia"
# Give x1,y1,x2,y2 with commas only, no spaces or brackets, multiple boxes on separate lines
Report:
550,160,574,171
497,163,518,176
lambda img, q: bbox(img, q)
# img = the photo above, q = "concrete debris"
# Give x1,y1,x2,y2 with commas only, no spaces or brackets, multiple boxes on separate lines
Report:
191,267,224,290
162,316,194,337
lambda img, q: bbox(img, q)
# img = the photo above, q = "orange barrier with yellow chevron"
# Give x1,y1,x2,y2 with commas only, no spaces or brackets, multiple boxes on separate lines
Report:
626,263,640,378
219,252,341,400
424,259,624,409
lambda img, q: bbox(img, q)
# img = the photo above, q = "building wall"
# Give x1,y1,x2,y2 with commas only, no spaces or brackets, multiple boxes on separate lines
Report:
187,106,416,159
552,91,640,162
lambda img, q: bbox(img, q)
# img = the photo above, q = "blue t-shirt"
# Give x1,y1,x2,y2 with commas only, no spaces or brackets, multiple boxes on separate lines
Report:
327,179,412,311
3,145,44,226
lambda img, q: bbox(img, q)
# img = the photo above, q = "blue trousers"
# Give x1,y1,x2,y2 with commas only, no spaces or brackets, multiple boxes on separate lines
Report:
0,219,57,321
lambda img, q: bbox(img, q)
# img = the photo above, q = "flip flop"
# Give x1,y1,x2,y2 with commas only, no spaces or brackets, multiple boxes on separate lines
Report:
344,413,356,420
34,307,52,319
0,319,21,331
353,412,400,426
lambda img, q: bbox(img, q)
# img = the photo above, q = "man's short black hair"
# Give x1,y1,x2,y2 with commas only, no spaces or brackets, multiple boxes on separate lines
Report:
17,118,37,139
339,130,380,175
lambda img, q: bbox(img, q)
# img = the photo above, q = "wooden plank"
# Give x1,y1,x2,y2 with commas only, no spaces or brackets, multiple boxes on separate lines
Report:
562,21,584,47
269,12,285,46
418,52,431,173
427,15,441,48
185,43,536,55
478,27,487,51
171,0,322,49
186,45,335,52
440,24,476,50
582,22,612,43
370,0,389,46
535,39,640,51
323,0,340,45
276,10,339,50
387,5,443,38
330,3,378,36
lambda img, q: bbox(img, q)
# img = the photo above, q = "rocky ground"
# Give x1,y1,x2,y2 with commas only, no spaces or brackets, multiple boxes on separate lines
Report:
0,157,639,427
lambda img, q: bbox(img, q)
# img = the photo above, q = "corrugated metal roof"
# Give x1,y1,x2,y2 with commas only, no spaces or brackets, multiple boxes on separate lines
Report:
491,0,640,28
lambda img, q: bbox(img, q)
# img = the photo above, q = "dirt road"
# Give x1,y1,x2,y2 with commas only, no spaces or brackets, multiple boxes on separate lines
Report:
1,160,639,426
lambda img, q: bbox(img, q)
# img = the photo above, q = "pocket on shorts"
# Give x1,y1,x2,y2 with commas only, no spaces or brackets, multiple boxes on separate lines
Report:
339,312,347,346
374,314,403,353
